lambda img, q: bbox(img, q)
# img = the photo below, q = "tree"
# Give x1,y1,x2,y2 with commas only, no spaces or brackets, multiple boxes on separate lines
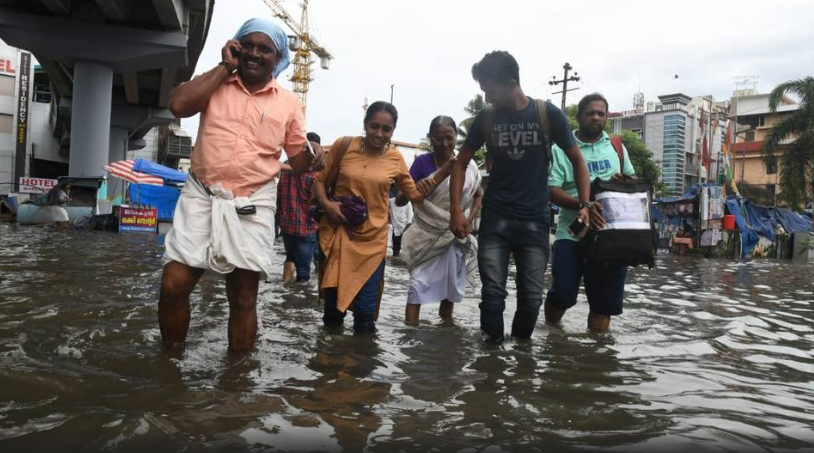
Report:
761,76,814,209
564,105,579,131
459,94,487,165
619,130,669,196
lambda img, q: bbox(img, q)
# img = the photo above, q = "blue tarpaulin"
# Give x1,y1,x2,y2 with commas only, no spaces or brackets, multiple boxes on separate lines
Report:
654,183,719,204
742,199,777,242
775,208,813,234
725,197,759,258
132,159,187,184
129,184,180,220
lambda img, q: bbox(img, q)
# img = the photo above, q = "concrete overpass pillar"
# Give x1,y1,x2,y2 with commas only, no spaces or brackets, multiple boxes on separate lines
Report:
69,61,113,177
107,126,129,204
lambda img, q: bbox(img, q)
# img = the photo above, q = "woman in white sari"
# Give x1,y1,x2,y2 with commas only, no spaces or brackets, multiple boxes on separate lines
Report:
396,116,483,325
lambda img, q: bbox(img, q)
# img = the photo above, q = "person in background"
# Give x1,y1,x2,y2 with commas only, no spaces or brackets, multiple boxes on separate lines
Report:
388,184,413,257
315,101,448,335
278,131,325,283
399,116,483,326
54,183,72,231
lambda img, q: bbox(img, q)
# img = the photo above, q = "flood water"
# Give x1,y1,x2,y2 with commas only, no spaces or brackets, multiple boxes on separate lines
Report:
1,222,814,453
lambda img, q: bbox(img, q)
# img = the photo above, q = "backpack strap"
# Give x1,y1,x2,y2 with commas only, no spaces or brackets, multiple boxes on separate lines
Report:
610,135,625,170
324,135,353,196
534,99,553,166
481,105,495,149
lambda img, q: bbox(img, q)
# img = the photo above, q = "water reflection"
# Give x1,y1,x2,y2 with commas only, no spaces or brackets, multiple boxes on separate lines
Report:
1,223,814,451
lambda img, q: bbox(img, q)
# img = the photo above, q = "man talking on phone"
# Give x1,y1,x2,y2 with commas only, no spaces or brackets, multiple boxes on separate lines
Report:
545,93,636,333
158,18,323,352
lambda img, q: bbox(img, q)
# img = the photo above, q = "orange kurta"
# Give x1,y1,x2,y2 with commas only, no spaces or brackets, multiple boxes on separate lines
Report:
317,137,422,312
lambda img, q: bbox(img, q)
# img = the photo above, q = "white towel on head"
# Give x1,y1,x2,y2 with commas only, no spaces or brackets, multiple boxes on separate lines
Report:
163,177,277,280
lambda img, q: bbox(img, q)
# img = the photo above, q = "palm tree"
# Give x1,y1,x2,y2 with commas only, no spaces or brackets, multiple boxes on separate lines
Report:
761,76,814,209
458,94,487,164
458,94,486,144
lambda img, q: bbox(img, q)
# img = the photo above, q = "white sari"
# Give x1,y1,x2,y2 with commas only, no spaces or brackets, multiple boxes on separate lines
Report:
403,161,481,304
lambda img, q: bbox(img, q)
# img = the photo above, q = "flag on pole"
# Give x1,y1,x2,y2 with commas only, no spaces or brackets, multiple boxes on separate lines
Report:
104,160,164,186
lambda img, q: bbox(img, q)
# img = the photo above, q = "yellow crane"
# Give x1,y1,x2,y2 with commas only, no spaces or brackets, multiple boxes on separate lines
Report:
261,0,333,111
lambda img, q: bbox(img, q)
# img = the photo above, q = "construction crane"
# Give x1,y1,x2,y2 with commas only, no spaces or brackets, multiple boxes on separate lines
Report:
261,0,333,110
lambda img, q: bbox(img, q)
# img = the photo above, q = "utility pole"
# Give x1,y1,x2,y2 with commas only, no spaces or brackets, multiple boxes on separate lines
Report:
549,62,580,111
390,84,394,104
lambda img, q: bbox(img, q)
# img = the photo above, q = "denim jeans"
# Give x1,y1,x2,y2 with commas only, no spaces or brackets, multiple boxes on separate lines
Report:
477,213,549,342
545,239,628,316
282,232,317,282
323,260,385,334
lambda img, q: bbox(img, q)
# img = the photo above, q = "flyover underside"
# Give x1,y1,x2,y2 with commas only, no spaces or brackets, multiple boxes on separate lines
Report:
0,0,213,179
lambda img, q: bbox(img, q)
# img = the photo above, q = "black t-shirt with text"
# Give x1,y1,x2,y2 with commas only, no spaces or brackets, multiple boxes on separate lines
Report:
464,98,576,222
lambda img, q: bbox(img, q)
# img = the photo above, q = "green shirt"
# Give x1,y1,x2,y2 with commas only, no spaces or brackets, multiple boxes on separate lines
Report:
549,131,636,243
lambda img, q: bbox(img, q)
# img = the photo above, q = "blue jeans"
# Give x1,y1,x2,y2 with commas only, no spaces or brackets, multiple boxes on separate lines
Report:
323,260,385,334
282,232,317,282
477,213,549,342
545,240,628,316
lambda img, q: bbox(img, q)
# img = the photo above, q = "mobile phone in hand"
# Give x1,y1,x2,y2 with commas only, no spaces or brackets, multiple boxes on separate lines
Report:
229,44,241,60
569,217,587,238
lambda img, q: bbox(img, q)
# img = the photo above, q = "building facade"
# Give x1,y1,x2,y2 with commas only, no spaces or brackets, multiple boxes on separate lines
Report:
0,39,67,195
612,93,726,196
1,39,192,197
730,91,799,205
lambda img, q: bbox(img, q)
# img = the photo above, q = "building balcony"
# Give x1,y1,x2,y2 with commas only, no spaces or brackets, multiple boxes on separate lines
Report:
731,141,762,154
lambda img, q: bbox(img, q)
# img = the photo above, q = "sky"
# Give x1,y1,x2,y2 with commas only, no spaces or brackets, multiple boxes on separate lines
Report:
181,0,814,146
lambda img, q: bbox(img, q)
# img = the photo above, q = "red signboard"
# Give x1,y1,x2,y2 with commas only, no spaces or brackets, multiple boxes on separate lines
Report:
119,206,158,233
0,58,15,76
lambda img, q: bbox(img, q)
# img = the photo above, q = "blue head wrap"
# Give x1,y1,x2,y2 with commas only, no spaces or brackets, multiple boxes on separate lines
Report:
234,18,291,79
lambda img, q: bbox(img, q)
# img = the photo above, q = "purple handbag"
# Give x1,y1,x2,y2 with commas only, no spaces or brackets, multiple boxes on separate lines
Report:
331,195,368,239
310,137,369,239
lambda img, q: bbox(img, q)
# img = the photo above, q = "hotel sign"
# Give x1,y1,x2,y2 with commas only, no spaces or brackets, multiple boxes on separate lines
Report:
0,57,15,77
14,52,31,190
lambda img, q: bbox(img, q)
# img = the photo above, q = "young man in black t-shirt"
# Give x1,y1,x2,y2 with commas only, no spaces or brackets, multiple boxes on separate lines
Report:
449,51,592,342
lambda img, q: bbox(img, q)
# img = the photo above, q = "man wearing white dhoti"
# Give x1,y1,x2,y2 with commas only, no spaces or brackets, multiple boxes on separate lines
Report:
159,18,321,352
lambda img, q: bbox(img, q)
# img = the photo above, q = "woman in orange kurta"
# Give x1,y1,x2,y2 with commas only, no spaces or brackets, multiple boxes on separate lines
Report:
315,102,453,334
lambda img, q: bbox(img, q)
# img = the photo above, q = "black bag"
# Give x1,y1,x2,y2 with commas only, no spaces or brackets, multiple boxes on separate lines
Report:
580,177,657,268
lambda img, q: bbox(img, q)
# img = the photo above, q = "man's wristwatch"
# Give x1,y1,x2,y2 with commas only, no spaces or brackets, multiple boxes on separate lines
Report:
578,202,593,210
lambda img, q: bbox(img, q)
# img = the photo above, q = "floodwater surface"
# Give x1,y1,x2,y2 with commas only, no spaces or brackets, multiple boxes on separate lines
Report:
1,223,813,452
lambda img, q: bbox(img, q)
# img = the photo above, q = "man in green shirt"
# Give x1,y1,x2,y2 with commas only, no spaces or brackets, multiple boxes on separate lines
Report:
545,93,636,333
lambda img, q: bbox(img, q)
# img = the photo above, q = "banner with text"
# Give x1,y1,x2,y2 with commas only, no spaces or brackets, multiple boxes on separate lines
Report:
18,177,57,194
119,206,158,233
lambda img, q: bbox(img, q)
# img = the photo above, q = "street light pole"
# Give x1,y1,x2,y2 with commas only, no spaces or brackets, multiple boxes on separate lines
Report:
549,62,580,111
390,84,394,104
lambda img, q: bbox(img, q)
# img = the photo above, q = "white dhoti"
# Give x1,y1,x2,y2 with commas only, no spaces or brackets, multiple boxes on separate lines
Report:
47,206,69,222
403,161,481,305
164,176,277,280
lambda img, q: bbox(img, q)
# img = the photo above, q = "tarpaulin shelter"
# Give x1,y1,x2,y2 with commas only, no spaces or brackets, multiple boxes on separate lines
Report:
725,196,813,258
105,159,187,221
129,184,180,220
132,159,187,185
